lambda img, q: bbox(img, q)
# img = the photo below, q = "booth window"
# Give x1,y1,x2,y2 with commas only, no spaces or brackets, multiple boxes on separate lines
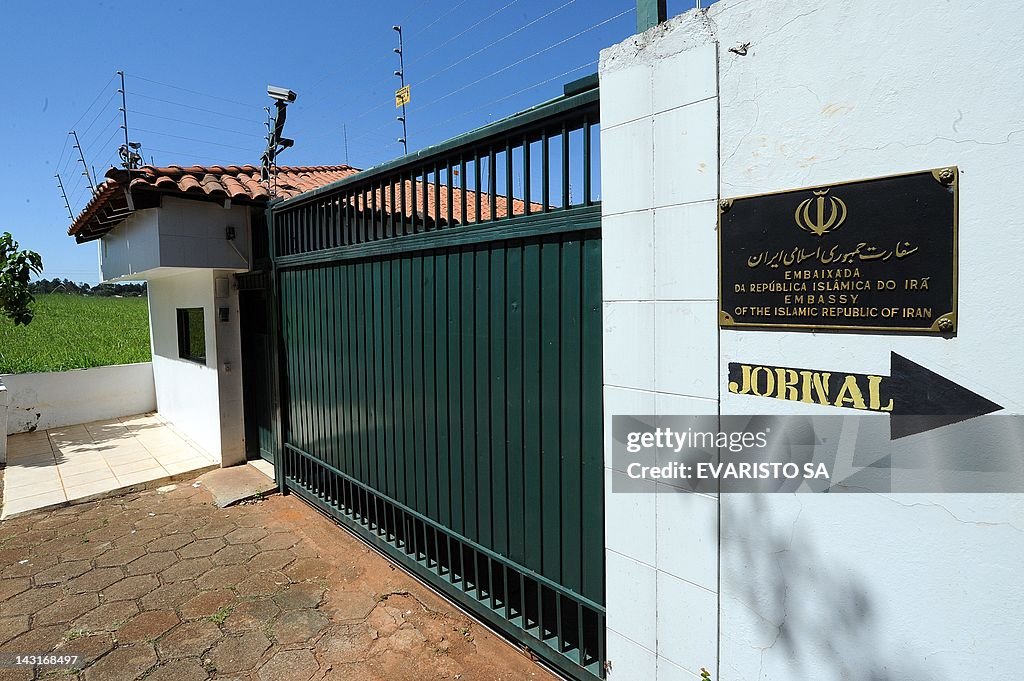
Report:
176,308,206,364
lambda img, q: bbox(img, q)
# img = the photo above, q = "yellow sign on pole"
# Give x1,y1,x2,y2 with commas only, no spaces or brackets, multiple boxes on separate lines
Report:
395,84,411,108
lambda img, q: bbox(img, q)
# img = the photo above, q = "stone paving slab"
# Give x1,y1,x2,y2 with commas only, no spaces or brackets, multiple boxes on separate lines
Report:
2,414,219,519
196,466,278,509
0,475,555,681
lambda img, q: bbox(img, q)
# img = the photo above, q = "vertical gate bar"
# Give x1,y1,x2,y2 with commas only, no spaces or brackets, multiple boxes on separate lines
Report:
523,136,531,215
369,185,376,241
391,258,404,505
293,270,306,454
562,122,570,208
411,254,425,515
583,118,592,206
577,603,586,665
334,197,341,248
360,190,368,243
399,177,407,236
473,152,481,224
488,147,497,221
361,262,373,490
318,201,324,251
473,248,491,549
435,254,451,529
328,266,340,475
541,129,550,212
423,255,438,522
537,584,544,640
503,566,510,620
489,246,508,558
338,262,351,479
422,170,429,232
560,239,583,596
411,173,418,234
459,156,467,226
446,162,453,227
580,235,604,604
522,241,541,573
447,252,464,537
342,193,349,246
350,263,362,483
388,181,396,238
505,140,514,215
380,260,393,502
433,164,441,230
505,243,525,567
460,249,477,541
373,260,385,496
540,239,563,583
377,183,384,240
556,593,563,652
519,573,526,629
401,255,415,508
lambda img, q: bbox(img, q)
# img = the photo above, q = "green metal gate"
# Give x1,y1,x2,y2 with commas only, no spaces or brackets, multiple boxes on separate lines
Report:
266,83,604,679
238,272,275,464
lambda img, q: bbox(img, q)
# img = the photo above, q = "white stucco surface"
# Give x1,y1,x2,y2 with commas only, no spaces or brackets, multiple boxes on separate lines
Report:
1,363,156,436
100,196,251,282
599,1,1024,679
147,269,245,465
0,380,8,463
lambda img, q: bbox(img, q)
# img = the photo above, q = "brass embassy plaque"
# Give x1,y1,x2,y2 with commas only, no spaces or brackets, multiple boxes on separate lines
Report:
719,168,957,333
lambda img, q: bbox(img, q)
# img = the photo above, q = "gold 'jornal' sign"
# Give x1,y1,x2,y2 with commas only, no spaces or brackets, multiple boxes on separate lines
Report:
719,168,958,333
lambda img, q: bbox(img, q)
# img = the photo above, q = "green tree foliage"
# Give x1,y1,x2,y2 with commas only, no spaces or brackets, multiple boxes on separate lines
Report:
0,232,43,326
27,278,147,297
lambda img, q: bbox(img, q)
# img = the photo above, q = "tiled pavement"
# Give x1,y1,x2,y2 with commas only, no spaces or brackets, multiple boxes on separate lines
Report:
2,414,218,518
0,478,553,681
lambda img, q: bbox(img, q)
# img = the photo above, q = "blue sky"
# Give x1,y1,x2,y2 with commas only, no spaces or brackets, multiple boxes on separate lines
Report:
1,0,696,284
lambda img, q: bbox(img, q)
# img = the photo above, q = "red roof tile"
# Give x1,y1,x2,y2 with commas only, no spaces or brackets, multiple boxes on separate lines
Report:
68,164,359,242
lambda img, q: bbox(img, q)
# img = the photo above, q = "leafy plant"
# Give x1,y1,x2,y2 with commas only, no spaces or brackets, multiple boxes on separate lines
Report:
0,232,43,326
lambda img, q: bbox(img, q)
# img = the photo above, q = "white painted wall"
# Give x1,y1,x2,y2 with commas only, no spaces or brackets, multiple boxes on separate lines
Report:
100,208,160,281
1,363,156,436
147,269,245,465
600,1,1024,679
101,196,251,281
157,196,251,270
600,12,721,680
0,379,8,463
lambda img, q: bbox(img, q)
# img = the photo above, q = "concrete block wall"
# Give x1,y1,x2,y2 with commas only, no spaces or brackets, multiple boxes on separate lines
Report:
600,1,1024,679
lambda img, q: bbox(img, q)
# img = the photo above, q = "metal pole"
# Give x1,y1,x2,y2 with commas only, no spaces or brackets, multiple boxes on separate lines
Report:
55,174,73,219
117,71,129,153
394,25,408,155
70,130,95,192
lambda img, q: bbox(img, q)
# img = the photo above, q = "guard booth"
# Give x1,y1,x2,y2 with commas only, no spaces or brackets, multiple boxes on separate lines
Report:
241,80,606,679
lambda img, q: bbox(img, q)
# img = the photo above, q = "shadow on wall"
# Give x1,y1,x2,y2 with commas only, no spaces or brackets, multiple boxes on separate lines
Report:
721,494,938,681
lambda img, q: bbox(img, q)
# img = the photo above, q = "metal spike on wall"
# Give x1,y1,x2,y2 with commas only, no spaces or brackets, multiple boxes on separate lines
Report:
55,173,73,219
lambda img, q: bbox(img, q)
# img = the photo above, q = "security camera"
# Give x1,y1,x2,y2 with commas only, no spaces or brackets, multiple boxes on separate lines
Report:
267,85,297,103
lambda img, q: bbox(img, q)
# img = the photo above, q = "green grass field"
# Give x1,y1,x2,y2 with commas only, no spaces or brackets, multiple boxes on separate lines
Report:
0,294,151,374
